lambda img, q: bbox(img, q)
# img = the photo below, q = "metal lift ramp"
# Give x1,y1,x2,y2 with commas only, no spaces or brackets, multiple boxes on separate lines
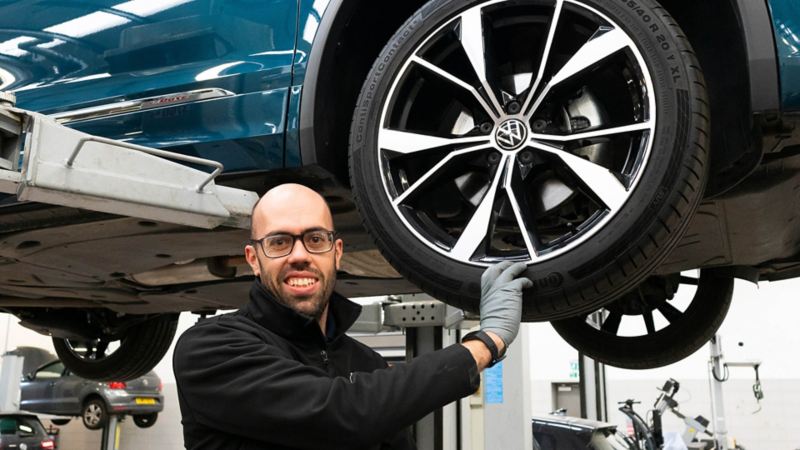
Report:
0,99,257,229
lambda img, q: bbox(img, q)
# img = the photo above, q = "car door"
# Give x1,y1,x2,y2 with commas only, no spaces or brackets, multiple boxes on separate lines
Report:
55,369,88,414
2,0,299,173
19,361,64,414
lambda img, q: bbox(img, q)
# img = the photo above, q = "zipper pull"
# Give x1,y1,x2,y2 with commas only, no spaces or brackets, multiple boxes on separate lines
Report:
320,350,329,365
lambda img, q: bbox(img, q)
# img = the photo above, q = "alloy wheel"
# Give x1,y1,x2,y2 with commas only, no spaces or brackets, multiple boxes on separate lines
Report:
377,0,655,265
84,402,103,427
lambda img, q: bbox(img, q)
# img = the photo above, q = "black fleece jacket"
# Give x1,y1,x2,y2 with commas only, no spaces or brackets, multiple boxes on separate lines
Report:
173,281,480,450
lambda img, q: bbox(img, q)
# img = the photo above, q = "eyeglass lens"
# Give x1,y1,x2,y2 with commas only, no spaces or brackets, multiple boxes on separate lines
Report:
263,231,333,256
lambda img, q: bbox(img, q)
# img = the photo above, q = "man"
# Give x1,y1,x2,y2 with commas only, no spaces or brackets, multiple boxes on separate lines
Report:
174,183,532,449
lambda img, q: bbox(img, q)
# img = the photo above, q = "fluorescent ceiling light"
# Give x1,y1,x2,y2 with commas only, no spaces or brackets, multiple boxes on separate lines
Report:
37,39,65,49
45,11,130,38
113,0,193,17
195,62,245,81
0,36,36,57
0,67,16,90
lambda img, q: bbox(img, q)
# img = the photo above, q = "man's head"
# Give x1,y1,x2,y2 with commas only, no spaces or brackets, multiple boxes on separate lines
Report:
245,183,343,320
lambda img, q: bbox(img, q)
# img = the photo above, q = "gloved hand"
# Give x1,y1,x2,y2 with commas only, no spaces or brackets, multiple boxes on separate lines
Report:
479,261,533,347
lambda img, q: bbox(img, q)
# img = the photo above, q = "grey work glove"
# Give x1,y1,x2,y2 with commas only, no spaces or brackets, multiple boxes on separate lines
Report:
479,261,533,347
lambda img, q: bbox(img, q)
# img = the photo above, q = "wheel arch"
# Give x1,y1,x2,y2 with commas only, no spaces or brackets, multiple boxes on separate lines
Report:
298,0,429,187
81,392,109,411
659,0,780,196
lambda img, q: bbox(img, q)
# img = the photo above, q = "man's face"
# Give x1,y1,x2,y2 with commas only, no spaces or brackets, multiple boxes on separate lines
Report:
245,191,343,320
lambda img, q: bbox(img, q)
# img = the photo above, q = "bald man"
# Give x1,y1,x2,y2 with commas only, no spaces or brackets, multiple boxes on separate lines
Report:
173,183,532,450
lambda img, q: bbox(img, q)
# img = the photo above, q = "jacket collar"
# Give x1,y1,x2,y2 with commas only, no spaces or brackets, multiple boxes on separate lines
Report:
240,279,362,342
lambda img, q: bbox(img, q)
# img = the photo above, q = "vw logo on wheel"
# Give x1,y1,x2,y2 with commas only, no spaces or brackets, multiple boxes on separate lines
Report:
495,119,528,150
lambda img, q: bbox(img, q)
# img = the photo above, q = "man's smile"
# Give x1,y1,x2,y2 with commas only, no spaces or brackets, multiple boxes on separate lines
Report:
286,277,318,287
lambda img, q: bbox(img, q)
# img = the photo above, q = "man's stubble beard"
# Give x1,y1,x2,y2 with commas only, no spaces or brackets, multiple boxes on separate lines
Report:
257,258,337,320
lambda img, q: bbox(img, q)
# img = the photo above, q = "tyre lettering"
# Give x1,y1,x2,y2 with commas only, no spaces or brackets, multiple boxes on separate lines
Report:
670,65,681,82
530,272,564,292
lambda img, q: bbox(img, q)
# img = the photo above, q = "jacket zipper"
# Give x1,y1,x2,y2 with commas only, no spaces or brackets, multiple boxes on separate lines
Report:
320,349,329,367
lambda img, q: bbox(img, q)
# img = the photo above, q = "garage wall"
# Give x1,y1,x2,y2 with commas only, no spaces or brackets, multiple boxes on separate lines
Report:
529,278,800,450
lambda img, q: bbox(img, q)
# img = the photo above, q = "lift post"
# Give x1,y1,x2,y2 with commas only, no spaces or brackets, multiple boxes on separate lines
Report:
359,295,534,450
708,335,729,450
100,415,122,450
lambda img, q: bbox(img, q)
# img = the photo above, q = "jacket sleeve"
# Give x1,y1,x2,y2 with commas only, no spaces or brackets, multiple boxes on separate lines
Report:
173,319,479,449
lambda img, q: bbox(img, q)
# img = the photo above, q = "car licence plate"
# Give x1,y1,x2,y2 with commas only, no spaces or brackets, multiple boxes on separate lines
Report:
135,398,157,405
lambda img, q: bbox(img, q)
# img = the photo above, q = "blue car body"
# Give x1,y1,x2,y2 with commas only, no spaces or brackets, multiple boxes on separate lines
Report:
770,0,800,110
0,0,790,174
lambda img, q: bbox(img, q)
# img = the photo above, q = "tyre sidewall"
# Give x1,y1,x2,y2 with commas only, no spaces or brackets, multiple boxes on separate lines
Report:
350,0,706,319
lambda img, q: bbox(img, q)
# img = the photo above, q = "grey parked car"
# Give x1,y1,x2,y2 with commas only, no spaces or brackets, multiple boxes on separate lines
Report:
19,360,163,430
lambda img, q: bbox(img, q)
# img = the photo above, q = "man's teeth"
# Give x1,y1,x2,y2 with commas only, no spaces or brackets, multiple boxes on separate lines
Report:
288,278,316,287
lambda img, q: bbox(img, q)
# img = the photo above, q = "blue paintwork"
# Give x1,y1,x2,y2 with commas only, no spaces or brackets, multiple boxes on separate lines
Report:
769,0,800,111
283,0,332,167
0,0,300,173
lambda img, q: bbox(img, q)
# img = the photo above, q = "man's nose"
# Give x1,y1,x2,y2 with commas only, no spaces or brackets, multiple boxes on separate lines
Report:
286,237,311,262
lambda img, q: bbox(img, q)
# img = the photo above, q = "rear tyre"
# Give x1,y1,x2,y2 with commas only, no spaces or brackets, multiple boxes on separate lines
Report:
350,0,709,320
133,413,158,428
552,269,734,368
54,314,178,381
81,398,108,430
50,418,71,426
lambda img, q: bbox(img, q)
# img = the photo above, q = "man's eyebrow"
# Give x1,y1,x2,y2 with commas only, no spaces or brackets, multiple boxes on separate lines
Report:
262,226,330,237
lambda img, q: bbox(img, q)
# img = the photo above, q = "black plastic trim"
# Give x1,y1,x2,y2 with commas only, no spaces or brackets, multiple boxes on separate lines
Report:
733,0,781,112
298,0,343,167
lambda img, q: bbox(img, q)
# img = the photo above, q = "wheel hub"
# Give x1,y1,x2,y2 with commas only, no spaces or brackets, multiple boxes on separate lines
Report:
494,118,528,150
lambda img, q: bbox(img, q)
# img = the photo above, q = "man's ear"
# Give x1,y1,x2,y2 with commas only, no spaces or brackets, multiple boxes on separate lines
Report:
245,244,260,276
334,238,343,271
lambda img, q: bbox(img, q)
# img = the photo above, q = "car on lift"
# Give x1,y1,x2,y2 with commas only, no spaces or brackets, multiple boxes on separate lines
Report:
0,0,798,379
19,360,163,430
0,412,57,449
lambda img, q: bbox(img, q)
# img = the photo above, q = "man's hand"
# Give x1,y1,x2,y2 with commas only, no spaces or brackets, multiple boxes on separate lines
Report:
462,261,532,370
480,261,532,347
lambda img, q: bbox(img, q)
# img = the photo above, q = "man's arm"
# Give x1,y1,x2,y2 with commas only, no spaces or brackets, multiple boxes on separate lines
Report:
461,332,505,370
174,319,479,450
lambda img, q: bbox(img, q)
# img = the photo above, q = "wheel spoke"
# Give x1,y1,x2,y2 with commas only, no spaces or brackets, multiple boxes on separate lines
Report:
643,310,656,335
379,129,489,155
526,26,631,119
393,143,492,205
504,157,540,262
450,155,508,260
412,56,500,120
529,140,628,211
600,310,622,334
459,7,504,117
521,0,564,116
657,301,684,324
96,340,109,358
679,275,699,286
530,121,652,142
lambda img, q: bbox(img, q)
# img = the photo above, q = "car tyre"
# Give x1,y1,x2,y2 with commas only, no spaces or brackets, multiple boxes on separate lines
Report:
53,314,178,381
350,0,709,320
552,269,734,368
81,398,108,430
50,418,71,426
133,413,158,429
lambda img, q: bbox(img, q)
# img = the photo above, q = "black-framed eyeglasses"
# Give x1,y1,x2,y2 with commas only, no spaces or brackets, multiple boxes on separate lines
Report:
250,230,337,258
